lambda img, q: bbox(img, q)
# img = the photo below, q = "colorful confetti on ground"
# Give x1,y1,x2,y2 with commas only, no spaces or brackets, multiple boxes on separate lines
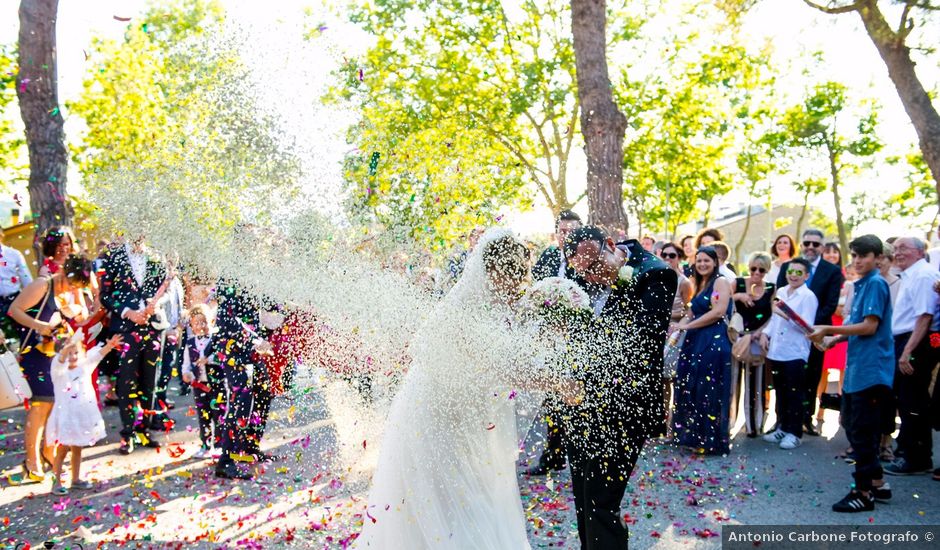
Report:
1,385,937,549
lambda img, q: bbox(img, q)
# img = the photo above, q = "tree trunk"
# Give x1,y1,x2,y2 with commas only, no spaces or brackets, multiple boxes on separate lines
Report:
827,147,850,257
16,0,72,251
796,190,810,241
734,200,754,267
571,0,627,235
855,1,940,205
702,196,714,227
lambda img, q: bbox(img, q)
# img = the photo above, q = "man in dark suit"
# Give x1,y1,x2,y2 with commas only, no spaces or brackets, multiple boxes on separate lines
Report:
212,280,276,480
775,228,844,435
99,237,168,454
527,209,583,476
562,226,678,549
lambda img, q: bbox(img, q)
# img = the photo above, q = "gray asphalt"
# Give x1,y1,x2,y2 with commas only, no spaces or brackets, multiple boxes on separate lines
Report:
1,370,937,549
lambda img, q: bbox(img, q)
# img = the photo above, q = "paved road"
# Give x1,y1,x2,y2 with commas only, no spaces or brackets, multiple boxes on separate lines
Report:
1,371,937,549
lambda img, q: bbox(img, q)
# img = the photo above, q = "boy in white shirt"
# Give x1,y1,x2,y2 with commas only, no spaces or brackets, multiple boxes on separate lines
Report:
760,257,819,449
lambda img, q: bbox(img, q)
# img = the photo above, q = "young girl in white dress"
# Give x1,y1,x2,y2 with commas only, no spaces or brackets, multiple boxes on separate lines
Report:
46,329,123,495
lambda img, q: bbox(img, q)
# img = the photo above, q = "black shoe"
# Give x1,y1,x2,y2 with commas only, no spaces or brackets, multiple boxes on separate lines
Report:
215,463,253,480
832,489,874,513
165,400,176,410
871,483,892,502
119,439,135,455
884,458,932,476
104,398,119,407
803,423,819,437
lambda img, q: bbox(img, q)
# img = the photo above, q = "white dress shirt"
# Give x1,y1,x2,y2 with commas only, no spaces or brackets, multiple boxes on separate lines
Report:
892,258,940,335
765,283,818,362
0,244,33,296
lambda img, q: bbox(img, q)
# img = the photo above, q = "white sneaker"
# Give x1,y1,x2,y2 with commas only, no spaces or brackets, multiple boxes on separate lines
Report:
779,433,801,450
193,446,211,459
762,429,785,443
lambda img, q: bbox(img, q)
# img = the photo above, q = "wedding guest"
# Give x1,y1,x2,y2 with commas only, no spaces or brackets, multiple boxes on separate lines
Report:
0,227,33,339
153,257,185,418
673,246,733,455
661,242,693,433
693,227,724,250
528,209,583,475
767,233,796,284
710,241,737,279
7,256,94,484
46,332,123,495
680,234,696,277
824,242,844,269
38,227,78,277
775,228,844,435
563,226,676,547
98,236,168,455
760,258,818,449
884,237,939,475
731,252,775,437
181,304,222,459
877,244,902,462
640,235,655,252
810,235,893,512
213,281,272,479
817,255,855,423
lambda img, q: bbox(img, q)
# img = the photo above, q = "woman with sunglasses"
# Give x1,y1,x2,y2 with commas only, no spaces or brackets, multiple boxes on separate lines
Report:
672,246,734,455
767,233,796,284
658,242,693,433
731,252,776,437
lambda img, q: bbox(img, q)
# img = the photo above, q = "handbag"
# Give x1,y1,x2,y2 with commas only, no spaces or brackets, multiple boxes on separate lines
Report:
728,312,745,343
0,343,31,409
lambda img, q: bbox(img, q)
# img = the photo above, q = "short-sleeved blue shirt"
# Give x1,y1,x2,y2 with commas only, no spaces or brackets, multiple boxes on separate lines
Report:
844,270,894,393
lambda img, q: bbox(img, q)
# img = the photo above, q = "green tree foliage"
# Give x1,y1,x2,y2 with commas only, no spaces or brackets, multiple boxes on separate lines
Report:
0,43,26,189
768,81,882,253
618,39,777,239
328,0,641,250
68,0,300,240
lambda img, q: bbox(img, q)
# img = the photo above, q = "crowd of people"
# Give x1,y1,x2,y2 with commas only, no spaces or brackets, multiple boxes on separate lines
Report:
530,214,940,514
1,227,315,490
2,217,939,518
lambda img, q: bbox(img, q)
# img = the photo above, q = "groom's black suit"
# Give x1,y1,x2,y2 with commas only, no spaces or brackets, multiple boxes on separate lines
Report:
563,240,677,549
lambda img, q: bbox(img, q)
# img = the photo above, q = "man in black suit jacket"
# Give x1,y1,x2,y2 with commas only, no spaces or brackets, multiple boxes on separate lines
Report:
99,237,168,454
563,226,678,549
527,210,583,476
775,229,844,434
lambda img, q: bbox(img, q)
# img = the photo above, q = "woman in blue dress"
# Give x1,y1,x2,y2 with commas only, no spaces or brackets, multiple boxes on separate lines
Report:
672,246,734,455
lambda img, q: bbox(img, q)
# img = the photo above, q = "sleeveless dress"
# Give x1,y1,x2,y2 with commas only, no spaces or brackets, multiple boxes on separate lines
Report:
672,278,733,455
18,279,62,402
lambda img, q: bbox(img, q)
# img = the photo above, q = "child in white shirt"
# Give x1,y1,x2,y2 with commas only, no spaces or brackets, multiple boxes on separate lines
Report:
46,330,123,495
759,257,818,449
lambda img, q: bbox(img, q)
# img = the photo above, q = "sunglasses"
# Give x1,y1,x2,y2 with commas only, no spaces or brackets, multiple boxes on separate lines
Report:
786,269,806,276
661,252,678,259
802,241,822,248
749,266,767,273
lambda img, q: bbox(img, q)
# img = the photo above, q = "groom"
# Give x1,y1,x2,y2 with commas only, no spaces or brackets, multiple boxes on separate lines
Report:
562,226,677,548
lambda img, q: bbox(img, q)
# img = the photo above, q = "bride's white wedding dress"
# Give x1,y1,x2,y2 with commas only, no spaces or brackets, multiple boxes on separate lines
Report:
355,229,534,549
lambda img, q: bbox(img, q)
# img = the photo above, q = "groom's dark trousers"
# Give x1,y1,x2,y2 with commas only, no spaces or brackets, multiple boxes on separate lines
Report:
566,435,644,547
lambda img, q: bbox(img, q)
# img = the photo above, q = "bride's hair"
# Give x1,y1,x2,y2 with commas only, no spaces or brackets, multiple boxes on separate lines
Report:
482,235,530,287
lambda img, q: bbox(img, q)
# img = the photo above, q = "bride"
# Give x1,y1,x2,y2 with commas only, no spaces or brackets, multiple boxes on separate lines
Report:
355,229,581,549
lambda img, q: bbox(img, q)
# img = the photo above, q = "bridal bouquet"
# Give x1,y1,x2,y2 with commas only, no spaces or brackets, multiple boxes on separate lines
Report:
524,277,593,327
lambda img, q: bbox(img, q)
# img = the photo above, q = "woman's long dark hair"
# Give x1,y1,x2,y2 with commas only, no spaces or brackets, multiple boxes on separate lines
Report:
692,246,720,297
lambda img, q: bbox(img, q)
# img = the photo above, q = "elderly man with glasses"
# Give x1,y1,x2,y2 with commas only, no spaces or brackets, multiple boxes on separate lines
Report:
775,228,845,435
883,237,940,475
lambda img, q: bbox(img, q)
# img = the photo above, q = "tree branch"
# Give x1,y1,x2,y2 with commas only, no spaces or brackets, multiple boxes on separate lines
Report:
897,1,916,40
802,0,862,14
